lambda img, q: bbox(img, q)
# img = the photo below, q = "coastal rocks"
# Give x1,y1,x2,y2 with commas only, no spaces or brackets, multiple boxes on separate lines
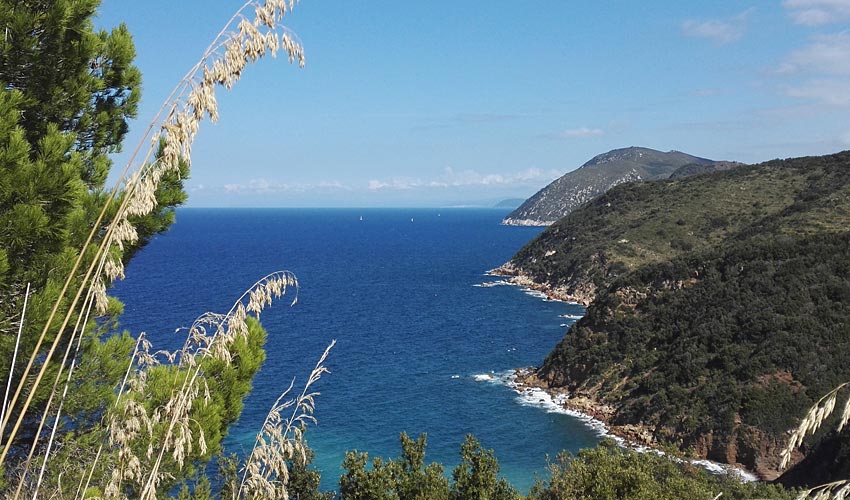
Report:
513,368,759,481
489,262,596,306
688,427,788,480
520,364,793,481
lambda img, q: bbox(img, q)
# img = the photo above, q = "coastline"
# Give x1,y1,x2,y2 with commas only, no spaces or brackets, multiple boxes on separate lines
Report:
479,262,761,482
486,263,593,306
508,368,760,483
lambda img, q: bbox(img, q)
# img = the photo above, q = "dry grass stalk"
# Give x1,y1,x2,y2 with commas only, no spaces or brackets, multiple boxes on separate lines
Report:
0,0,306,463
100,271,300,500
780,382,850,470
236,340,335,500
795,480,850,500
3,0,311,497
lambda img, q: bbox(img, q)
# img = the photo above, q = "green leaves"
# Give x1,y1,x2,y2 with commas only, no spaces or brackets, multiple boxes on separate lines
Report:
451,435,518,500
339,433,517,500
527,439,793,500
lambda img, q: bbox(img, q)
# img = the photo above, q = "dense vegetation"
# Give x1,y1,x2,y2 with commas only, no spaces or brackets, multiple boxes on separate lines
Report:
328,435,792,499
508,152,850,301
0,1,312,498
0,0,187,461
506,151,850,479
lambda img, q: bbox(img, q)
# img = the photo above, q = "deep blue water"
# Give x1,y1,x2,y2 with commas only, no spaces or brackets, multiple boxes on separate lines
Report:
110,208,599,493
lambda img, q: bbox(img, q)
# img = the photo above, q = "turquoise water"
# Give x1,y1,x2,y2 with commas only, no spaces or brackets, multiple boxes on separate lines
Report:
110,208,599,493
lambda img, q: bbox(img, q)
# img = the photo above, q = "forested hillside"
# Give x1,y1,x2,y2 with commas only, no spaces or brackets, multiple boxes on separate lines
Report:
501,151,850,480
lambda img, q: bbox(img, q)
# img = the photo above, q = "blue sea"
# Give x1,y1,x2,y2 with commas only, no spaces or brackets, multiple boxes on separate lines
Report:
110,208,599,493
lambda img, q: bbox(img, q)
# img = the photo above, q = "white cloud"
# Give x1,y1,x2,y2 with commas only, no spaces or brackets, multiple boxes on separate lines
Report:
367,167,562,191
223,179,351,194
778,33,850,75
773,32,850,109
367,179,417,190
681,9,754,45
561,127,604,138
783,0,850,26
784,79,850,106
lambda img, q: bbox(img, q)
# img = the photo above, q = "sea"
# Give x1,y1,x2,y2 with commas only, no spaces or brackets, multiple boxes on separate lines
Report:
110,207,600,493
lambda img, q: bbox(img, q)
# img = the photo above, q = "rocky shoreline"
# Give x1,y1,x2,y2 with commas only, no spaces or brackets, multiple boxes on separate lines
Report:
487,261,765,482
487,262,594,306
511,368,760,482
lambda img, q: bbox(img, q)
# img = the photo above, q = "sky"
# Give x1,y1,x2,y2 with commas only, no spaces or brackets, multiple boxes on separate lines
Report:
95,0,850,208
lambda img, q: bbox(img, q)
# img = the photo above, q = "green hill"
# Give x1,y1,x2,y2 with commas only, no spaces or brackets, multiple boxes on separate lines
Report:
502,147,719,226
499,151,850,481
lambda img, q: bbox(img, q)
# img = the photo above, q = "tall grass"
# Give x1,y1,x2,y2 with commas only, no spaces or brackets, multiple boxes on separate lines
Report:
780,382,850,500
1,1,333,499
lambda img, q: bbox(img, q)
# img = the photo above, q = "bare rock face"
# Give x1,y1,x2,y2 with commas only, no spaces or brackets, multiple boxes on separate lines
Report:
504,147,723,226
489,262,596,306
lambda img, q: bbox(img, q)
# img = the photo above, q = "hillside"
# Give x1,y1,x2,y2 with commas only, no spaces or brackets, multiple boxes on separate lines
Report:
498,151,850,481
668,160,743,179
502,147,717,226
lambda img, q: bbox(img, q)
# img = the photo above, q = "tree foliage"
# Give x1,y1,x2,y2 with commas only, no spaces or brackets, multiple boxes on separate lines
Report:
0,0,187,454
527,439,792,500
340,434,518,500
515,151,850,477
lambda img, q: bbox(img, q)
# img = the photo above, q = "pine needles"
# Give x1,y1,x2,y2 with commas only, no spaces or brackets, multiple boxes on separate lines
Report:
1,1,333,499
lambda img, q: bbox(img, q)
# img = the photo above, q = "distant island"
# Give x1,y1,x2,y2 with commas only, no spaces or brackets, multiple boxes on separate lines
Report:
494,150,850,485
503,146,739,226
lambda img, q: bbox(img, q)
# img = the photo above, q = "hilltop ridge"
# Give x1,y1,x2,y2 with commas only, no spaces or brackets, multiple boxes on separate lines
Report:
503,147,730,226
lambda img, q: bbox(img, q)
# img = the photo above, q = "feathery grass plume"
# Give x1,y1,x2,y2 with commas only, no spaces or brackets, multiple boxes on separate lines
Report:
780,382,850,470
779,382,850,500
1,1,313,497
0,0,308,476
237,340,335,500
0,0,306,463
90,271,301,500
795,480,850,500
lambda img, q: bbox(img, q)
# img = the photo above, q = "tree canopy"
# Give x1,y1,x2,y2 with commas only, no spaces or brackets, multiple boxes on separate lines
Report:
0,0,186,476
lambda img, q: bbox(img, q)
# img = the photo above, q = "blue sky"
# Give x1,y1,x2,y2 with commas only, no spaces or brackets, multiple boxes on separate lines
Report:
96,1,850,207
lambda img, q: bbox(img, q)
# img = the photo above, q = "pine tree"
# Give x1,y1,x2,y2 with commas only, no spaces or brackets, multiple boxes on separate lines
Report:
0,0,185,460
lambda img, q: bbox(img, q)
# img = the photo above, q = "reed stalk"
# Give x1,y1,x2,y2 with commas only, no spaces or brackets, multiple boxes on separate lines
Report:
3,1,327,498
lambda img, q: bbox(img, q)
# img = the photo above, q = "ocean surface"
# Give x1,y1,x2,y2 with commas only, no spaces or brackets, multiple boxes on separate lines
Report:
110,208,599,493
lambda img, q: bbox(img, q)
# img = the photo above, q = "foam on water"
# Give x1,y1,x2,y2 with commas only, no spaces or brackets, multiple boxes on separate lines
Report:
473,369,759,483
473,280,512,288
559,313,584,320
472,373,497,382
523,289,549,300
